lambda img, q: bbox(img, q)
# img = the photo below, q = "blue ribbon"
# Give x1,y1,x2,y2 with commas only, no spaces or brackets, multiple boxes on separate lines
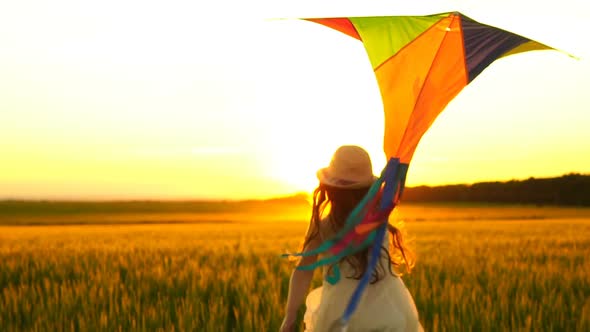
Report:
341,158,407,325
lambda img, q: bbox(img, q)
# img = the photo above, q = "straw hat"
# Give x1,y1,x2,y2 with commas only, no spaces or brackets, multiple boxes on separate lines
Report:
317,145,377,189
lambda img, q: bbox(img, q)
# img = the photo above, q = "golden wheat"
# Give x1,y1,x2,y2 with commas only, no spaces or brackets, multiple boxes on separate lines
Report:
1,215,589,331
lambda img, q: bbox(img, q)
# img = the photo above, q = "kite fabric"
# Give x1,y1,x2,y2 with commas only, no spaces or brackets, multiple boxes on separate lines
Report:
307,12,553,163
282,11,559,329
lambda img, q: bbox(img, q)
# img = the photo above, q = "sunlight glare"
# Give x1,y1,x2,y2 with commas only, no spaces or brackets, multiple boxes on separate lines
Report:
255,20,386,193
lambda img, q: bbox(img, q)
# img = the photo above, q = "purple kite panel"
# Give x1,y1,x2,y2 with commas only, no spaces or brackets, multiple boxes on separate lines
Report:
460,15,530,82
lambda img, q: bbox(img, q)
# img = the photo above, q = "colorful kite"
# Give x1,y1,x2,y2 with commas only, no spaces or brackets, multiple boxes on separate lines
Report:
283,11,565,328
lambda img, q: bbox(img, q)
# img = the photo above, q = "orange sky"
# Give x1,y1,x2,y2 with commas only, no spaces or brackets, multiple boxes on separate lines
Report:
1,1,589,200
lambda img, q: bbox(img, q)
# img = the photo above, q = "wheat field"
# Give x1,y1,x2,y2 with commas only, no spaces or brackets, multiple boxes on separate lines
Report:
1,204,589,331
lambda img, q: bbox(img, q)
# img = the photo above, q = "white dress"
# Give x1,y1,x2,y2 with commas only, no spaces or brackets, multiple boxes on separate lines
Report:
303,223,423,332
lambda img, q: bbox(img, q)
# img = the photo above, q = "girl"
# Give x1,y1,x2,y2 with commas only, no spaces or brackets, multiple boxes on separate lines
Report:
280,145,423,332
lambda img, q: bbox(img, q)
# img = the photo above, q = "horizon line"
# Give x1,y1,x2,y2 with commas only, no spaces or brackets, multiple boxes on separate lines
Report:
1,172,586,203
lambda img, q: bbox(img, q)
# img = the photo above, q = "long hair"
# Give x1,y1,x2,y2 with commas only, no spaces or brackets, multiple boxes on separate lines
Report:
302,184,415,282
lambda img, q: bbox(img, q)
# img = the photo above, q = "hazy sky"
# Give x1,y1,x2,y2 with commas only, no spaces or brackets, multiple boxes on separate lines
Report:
1,1,589,200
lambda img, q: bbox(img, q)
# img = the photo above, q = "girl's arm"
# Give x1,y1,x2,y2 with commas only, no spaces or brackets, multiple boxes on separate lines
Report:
280,236,321,331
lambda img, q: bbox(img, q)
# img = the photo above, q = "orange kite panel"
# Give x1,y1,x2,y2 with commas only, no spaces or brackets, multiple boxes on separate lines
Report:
397,14,468,162
375,16,455,159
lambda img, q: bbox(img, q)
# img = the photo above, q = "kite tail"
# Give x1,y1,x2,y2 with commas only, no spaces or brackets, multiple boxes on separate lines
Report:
339,158,407,326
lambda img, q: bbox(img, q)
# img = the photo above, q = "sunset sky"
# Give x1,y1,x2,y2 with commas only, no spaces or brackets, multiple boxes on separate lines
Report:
1,1,589,200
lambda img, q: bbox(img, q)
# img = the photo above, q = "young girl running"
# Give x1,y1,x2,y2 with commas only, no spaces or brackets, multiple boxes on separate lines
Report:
280,145,423,332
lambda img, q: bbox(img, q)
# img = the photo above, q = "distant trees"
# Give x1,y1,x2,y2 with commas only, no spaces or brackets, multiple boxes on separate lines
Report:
402,173,590,206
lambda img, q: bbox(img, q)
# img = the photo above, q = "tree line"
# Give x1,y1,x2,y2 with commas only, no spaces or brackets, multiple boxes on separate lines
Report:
402,173,590,206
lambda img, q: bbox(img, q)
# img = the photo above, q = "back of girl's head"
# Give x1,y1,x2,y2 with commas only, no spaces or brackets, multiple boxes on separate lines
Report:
309,184,370,231
326,185,370,228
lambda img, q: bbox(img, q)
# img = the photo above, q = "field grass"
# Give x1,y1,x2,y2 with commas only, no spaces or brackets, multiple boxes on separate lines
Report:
0,198,310,225
2,199,590,225
1,203,589,331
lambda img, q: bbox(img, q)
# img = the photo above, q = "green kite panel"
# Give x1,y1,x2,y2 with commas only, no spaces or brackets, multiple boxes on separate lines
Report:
350,14,449,69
